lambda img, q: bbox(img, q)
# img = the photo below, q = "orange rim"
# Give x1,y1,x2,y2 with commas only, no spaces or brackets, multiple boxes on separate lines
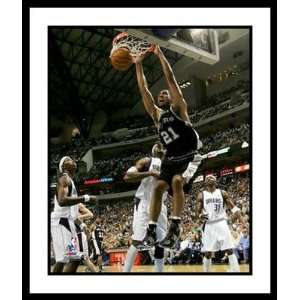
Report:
148,44,156,53
112,32,129,44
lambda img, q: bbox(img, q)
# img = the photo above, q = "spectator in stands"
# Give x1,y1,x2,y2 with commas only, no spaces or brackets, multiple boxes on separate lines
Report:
239,227,250,263
231,230,242,261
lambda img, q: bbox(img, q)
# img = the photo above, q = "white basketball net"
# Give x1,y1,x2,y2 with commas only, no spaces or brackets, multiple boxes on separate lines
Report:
110,32,154,58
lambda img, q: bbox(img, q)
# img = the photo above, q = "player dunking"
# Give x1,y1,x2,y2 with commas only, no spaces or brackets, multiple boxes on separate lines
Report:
196,175,245,272
134,45,202,248
123,143,168,272
50,156,96,273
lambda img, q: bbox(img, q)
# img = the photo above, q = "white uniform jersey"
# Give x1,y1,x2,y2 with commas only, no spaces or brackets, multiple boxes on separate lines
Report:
203,188,227,223
134,157,167,204
130,157,168,243
51,173,79,220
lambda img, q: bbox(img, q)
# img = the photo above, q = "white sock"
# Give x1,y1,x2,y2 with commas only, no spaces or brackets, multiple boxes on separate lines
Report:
203,257,212,272
123,245,138,272
154,258,164,272
228,254,240,272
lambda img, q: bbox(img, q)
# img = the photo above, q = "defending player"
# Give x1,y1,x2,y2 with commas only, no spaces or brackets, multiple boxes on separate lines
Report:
122,143,168,272
50,156,96,273
195,175,245,272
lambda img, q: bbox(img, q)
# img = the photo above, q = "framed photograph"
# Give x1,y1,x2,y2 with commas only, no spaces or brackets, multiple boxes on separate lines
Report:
24,0,276,296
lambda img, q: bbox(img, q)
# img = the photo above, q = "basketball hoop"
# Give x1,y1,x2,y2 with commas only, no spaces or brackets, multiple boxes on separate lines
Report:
110,32,154,58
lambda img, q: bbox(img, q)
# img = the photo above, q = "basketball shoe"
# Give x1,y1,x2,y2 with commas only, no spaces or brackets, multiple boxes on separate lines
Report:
159,221,180,248
143,224,158,248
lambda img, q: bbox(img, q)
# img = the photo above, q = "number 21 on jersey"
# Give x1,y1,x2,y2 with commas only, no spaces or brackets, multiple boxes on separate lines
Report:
160,127,180,145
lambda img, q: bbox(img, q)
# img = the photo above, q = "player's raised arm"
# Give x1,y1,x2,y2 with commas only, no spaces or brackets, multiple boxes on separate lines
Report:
221,190,245,225
123,157,159,183
134,57,160,123
57,175,96,206
153,45,188,114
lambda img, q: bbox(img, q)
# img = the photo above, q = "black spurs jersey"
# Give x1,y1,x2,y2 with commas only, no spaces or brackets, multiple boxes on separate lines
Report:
157,106,201,158
94,224,104,245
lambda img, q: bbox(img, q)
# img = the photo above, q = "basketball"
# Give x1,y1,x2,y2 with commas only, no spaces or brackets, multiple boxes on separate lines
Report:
110,47,133,71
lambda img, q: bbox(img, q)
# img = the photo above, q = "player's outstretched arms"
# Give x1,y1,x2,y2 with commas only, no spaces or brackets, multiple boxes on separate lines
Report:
123,157,160,183
153,45,188,114
57,176,96,206
135,60,160,123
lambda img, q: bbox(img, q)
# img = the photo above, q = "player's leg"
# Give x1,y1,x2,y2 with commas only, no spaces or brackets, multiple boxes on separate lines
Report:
51,219,69,273
154,204,168,272
203,252,212,272
80,232,99,272
63,260,80,273
172,175,185,218
154,245,164,272
84,254,102,272
63,230,81,274
63,220,82,273
52,262,64,273
96,255,103,272
123,241,139,272
201,223,218,272
219,221,240,272
161,155,201,248
91,237,103,271
159,175,184,248
82,256,98,272
144,180,169,246
225,249,240,272
149,180,169,222
124,202,147,272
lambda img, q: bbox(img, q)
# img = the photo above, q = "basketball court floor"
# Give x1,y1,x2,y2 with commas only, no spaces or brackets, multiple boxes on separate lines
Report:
73,264,250,273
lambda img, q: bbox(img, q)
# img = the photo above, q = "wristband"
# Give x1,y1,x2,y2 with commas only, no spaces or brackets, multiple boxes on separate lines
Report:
231,206,240,214
83,194,90,203
80,223,86,230
127,166,138,173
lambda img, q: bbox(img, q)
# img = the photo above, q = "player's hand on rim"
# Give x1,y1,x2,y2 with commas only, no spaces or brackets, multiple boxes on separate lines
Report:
132,44,158,64
132,52,148,64
152,44,162,56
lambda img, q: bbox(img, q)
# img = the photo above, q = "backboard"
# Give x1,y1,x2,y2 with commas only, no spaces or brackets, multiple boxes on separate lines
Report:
116,28,220,64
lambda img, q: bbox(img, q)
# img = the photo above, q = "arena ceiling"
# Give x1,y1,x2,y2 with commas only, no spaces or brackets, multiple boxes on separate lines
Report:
49,27,182,134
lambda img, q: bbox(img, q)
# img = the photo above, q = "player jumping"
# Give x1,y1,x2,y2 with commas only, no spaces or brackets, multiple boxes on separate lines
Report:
134,45,202,248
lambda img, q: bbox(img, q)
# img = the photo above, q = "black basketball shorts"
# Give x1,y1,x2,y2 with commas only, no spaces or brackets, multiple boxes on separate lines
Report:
159,152,202,188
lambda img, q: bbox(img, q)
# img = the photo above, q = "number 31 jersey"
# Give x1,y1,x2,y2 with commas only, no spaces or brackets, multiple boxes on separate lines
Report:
157,106,201,158
203,188,227,223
